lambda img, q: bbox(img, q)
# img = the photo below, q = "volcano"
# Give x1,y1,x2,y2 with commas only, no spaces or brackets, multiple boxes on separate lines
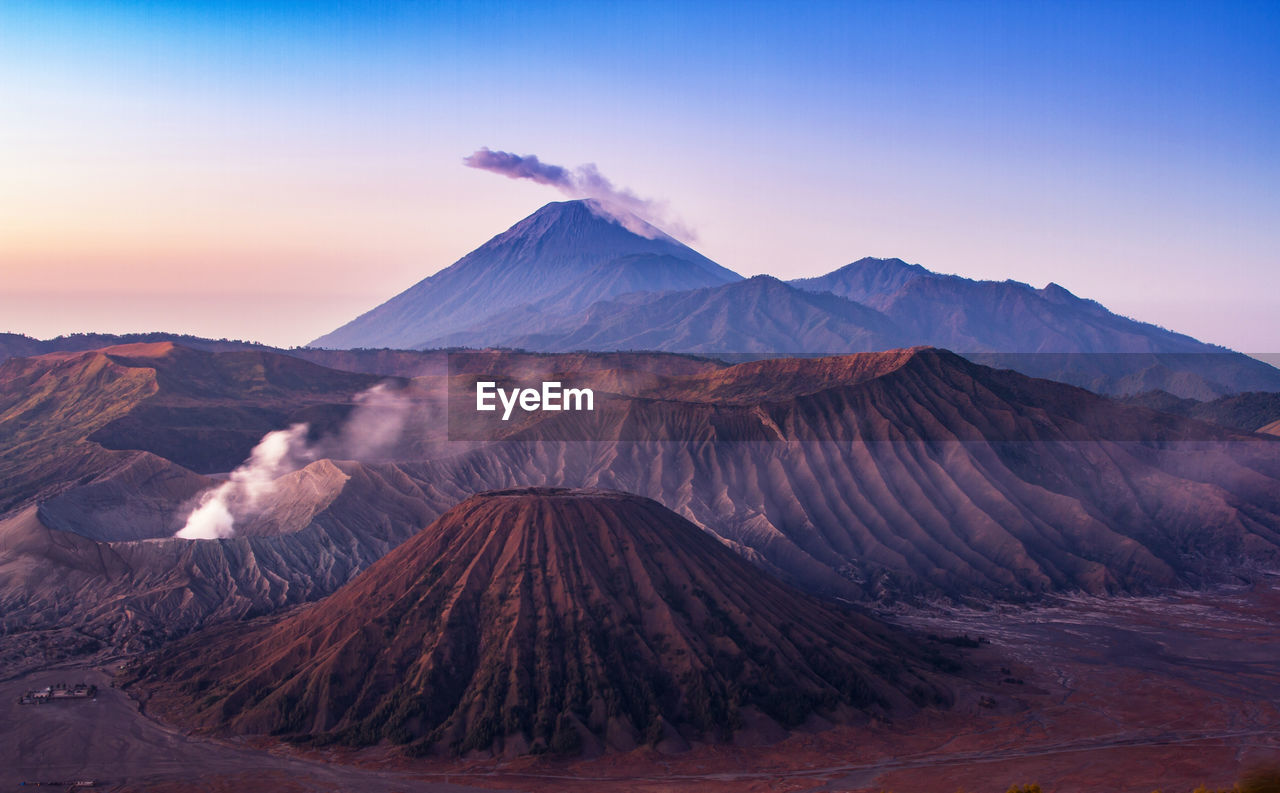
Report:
309,200,741,350
132,488,949,756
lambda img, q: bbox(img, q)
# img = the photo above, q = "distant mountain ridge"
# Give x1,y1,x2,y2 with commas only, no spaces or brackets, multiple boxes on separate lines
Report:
792,257,1217,355
6,203,1275,398
1121,389,1280,435
307,203,1280,397
0,331,273,363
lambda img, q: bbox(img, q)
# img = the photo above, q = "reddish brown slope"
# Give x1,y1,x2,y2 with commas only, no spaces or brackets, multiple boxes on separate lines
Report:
0,342,383,516
86,343,382,473
132,489,950,757
0,345,165,515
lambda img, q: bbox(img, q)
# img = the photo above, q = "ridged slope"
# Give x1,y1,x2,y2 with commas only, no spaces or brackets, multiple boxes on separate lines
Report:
421,349,1280,599
133,488,947,756
0,459,443,653
504,275,903,353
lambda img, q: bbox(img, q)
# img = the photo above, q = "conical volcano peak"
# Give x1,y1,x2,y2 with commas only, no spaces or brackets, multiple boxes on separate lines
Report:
309,201,739,350
132,486,951,756
503,198,619,233
472,199,683,261
509,199,672,242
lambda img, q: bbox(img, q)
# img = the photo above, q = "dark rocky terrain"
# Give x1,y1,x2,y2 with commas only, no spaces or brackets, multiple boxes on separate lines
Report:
1122,389,1280,434
0,460,441,662
6,582,1279,791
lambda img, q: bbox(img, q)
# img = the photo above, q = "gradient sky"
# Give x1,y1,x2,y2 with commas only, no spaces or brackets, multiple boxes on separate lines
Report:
1,1,1277,350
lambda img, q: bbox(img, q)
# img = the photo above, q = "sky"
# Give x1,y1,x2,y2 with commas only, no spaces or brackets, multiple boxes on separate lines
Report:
1,0,1277,350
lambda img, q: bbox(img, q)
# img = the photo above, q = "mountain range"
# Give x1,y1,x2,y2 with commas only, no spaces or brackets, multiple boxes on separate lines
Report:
307,200,1280,398
5,342,1279,677
5,200,1277,400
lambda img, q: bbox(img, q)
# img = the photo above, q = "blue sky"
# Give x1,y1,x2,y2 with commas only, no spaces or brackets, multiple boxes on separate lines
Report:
1,0,1277,349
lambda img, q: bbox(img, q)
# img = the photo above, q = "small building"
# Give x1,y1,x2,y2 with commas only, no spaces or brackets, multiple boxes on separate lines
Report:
17,682,97,705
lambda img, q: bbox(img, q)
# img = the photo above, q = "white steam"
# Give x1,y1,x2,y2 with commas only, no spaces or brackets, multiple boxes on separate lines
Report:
334,383,411,460
174,383,412,540
175,424,308,539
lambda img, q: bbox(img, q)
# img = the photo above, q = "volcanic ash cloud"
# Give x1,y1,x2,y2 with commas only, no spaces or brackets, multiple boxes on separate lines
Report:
463,147,694,241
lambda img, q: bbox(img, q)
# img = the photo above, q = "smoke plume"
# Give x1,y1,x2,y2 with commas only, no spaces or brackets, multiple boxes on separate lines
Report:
175,424,309,539
330,383,411,460
174,383,413,540
463,148,694,241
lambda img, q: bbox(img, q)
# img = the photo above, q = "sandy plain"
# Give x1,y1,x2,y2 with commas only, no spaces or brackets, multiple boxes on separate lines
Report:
3,579,1278,792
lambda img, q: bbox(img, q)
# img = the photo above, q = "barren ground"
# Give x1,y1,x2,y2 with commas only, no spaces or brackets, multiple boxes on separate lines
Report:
4,578,1279,792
